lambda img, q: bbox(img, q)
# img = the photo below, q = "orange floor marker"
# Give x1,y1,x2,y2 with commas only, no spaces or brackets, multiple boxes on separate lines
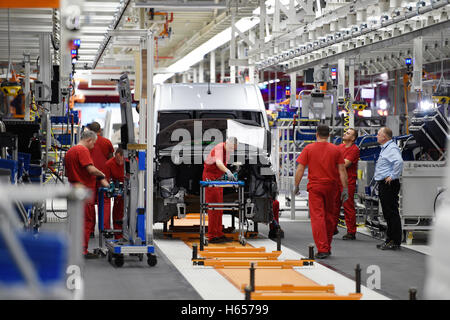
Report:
200,246,266,253
166,214,362,300
202,260,313,268
198,251,282,260
250,292,363,300
242,283,335,293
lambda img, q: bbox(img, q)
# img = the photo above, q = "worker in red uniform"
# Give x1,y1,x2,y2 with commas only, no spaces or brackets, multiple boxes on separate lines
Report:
104,147,125,239
87,121,114,230
334,128,360,240
65,130,109,259
293,125,348,259
203,137,238,244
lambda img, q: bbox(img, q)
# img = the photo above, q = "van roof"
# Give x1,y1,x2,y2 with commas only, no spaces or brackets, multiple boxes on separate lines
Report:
155,83,265,112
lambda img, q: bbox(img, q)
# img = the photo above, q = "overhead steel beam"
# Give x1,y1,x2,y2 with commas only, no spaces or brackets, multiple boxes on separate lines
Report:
134,0,227,11
92,0,132,69
256,0,450,70
285,19,450,73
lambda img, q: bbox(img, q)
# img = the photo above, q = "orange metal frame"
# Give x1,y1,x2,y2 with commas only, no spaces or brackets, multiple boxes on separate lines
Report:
242,284,336,293
166,213,362,300
250,292,363,300
198,251,282,260
0,1,59,8
201,260,314,268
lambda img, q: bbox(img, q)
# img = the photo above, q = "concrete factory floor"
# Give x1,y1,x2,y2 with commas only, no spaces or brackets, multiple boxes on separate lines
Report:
42,197,429,300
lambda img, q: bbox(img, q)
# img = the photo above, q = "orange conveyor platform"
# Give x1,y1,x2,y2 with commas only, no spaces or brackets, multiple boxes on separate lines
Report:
163,214,363,300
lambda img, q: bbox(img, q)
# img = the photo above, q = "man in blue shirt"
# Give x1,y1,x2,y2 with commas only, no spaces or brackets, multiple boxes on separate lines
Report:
374,127,404,250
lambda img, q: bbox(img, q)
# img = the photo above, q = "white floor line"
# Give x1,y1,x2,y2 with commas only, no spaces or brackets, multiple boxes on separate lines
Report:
153,238,244,300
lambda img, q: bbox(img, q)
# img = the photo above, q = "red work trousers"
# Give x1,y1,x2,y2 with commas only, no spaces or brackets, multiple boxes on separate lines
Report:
83,186,97,255
334,184,357,234
205,187,224,240
112,196,124,239
308,183,338,253
270,199,280,229
102,197,112,229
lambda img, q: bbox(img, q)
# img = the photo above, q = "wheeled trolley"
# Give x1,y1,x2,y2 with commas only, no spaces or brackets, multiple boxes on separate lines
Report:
95,186,157,268
199,180,246,249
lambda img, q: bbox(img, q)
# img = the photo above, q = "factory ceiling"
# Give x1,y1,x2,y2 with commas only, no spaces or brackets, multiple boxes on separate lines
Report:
0,0,449,97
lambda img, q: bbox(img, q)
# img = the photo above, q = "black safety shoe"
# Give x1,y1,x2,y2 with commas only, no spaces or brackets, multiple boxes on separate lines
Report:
342,233,356,240
379,240,401,251
219,235,233,242
83,252,99,259
315,252,331,259
268,228,285,239
209,237,227,243
104,232,114,239
376,240,390,249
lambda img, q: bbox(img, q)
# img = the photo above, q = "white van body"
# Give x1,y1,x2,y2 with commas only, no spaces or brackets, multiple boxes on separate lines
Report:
154,83,269,117
152,83,277,225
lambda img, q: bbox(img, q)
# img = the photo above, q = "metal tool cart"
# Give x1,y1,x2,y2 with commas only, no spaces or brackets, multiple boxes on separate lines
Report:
94,183,124,256
100,70,156,268
199,180,246,248
101,30,157,268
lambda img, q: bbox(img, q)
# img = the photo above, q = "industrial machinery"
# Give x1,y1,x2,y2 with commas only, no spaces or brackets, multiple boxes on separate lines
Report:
356,131,447,240
101,73,156,268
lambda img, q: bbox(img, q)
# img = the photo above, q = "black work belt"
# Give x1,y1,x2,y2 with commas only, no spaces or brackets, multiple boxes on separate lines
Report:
377,179,399,184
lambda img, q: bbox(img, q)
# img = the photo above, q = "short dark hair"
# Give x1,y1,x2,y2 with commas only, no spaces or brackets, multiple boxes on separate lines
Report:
88,121,101,133
115,147,124,155
381,127,393,139
316,125,330,138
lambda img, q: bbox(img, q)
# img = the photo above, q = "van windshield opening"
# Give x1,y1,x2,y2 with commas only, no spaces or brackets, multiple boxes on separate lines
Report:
158,110,264,131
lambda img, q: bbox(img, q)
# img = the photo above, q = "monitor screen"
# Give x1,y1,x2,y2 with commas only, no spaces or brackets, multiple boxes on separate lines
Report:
361,88,375,99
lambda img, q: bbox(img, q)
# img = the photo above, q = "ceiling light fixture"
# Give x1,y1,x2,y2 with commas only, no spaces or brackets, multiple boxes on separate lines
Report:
154,16,260,83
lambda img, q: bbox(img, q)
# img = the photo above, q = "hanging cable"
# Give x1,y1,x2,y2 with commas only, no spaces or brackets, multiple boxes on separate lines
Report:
7,9,11,80
343,98,350,129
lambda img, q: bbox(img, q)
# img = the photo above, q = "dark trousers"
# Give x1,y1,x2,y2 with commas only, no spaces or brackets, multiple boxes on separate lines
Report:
378,179,402,245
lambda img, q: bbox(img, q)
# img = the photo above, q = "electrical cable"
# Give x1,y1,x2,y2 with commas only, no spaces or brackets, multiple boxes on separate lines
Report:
7,9,11,80
343,99,350,129
50,197,67,220
433,188,446,214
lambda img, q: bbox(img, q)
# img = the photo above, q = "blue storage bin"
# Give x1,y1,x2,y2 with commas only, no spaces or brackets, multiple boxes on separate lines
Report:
56,134,72,146
0,159,18,184
50,112,80,125
29,164,42,183
0,231,68,285
277,111,296,119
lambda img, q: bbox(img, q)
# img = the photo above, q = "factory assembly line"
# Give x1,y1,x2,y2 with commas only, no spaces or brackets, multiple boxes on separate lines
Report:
1,0,450,308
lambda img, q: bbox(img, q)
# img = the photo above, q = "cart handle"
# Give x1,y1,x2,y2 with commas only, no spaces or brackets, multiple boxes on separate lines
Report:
200,180,245,187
